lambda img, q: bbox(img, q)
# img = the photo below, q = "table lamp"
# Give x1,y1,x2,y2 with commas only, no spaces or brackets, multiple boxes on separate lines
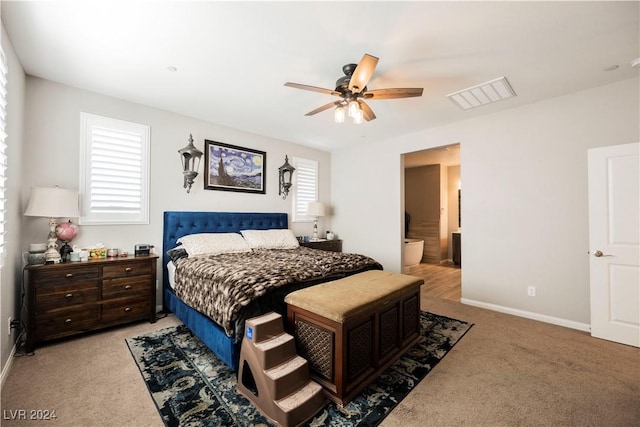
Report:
24,187,80,264
306,201,326,241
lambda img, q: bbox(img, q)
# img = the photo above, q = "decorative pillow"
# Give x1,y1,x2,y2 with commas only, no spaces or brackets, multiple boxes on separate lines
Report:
240,229,300,250
166,246,189,263
176,233,251,256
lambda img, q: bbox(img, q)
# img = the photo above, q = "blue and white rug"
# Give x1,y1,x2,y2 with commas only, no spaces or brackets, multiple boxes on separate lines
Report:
126,311,472,426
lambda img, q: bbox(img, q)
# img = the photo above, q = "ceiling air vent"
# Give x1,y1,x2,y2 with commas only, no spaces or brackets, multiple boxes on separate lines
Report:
447,77,516,110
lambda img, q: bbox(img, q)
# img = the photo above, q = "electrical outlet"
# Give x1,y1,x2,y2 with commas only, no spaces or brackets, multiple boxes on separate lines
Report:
527,286,536,297
7,317,12,336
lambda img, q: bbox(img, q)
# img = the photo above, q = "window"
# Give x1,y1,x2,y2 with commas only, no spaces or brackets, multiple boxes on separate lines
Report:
79,113,150,225
291,157,318,222
0,48,7,264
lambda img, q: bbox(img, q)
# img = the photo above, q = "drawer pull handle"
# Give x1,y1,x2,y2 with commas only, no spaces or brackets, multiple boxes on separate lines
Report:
65,318,72,323
124,307,131,312
125,267,133,272
65,273,73,278
125,285,132,290
65,293,73,299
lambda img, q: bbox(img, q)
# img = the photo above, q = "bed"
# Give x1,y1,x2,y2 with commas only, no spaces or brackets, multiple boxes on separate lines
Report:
162,211,382,370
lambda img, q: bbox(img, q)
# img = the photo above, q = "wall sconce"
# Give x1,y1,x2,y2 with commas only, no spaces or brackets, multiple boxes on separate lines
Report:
278,155,296,199
178,134,203,193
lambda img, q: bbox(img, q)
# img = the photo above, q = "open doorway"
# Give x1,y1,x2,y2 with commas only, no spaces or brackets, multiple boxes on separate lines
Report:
402,143,461,302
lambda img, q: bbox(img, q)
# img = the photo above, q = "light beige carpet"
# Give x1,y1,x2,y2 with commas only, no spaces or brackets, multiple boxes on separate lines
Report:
1,294,638,426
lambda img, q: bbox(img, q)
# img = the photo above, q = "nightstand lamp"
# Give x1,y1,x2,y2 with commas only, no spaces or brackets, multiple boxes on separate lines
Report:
306,201,326,241
24,187,80,264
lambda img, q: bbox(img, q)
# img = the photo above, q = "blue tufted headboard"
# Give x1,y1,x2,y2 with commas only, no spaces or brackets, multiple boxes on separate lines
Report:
162,211,288,291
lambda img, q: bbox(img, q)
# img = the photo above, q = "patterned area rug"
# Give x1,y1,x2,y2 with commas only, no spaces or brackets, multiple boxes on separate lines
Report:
126,312,472,426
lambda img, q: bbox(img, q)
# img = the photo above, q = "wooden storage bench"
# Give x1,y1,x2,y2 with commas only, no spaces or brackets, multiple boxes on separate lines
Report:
285,270,423,405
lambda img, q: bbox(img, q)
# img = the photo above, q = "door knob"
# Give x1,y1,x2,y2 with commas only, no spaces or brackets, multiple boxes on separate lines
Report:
593,250,613,257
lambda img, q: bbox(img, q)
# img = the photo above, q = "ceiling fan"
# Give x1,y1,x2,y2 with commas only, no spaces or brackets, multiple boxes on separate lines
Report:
285,54,423,124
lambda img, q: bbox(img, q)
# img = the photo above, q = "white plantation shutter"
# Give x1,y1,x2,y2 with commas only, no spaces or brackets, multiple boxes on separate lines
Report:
291,157,318,222
0,48,7,263
79,113,150,224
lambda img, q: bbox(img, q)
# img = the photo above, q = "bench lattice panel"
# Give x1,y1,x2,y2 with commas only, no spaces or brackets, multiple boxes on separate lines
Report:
296,320,333,380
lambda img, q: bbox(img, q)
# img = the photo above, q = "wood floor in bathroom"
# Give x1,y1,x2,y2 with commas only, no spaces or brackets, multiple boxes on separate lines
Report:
406,261,461,302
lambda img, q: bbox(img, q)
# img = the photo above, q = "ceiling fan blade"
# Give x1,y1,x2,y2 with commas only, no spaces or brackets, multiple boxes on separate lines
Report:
363,88,423,100
285,82,341,97
305,101,341,116
348,54,379,94
358,100,376,121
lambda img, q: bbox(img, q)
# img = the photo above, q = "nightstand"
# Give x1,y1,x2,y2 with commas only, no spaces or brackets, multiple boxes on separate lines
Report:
25,255,158,353
300,239,342,252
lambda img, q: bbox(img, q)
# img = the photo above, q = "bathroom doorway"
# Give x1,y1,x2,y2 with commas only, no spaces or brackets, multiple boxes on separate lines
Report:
402,143,461,302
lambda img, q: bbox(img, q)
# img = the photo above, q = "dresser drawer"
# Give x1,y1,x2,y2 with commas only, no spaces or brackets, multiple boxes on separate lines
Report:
101,299,151,324
103,262,152,279
36,306,100,340
102,275,152,300
36,284,99,311
31,266,101,285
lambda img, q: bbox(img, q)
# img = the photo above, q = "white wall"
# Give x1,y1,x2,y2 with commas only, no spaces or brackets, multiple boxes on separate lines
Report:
1,24,26,383
21,77,332,306
332,77,639,327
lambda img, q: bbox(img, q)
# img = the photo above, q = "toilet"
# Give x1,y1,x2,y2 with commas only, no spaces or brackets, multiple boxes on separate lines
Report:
404,238,424,266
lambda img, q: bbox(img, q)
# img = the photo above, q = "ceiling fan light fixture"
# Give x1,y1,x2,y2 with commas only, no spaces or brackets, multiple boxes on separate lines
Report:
447,77,516,110
352,108,364,124
334,105,345,123
285,53,423,123
348,100,360,118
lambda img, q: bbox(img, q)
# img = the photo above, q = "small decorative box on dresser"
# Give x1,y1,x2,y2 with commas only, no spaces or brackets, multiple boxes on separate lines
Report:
300,239,342,252
25,255,158,353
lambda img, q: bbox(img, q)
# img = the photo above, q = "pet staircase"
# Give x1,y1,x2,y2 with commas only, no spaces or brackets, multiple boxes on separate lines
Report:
237,312,326,427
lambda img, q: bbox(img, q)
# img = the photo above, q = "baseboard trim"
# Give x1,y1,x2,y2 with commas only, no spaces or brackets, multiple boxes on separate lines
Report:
1,343,16,390
460,298,591,332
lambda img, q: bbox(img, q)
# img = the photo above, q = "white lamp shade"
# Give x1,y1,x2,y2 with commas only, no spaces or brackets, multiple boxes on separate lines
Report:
24,187,80,218
306,201,326,217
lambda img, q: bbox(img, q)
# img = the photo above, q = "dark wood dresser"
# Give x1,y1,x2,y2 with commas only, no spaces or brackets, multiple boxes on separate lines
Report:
25,255,158,352
300,239,342,252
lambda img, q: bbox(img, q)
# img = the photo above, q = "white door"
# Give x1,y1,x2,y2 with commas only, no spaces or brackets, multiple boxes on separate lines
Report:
588,142,639,347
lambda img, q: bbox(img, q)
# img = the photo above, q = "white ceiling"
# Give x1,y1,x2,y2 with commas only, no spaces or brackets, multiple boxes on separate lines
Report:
2,1,638,152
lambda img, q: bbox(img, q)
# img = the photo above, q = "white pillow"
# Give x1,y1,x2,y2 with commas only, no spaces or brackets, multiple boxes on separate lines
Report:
176,233,251,256
240,229,300,250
